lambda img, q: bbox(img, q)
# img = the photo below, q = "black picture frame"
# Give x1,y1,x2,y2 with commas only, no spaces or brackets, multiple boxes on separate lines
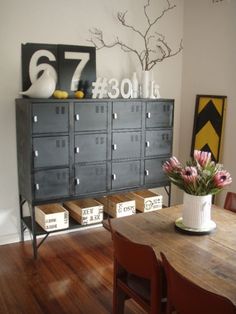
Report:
191,94,227,162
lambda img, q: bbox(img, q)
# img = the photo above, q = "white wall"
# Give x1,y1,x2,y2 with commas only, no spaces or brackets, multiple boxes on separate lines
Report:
180,0,236,206
0,0,183,244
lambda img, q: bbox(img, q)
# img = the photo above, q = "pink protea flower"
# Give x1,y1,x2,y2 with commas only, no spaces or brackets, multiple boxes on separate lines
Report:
181,166,198,183
194,150,211,167
213,171,232,188
162,156,181,173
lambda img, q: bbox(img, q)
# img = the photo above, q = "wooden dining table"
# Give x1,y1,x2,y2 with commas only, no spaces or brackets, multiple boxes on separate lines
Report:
104,204,236,307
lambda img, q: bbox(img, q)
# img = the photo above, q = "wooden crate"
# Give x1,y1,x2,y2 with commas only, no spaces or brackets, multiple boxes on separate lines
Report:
64,198,103,225
127,190,162,212
35,203,69,231
96,194,135,218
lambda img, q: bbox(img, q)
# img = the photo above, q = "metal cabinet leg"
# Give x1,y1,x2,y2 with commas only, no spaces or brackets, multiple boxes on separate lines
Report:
29,204,38,259
32,233,38,259
19,195,26,242
164,184,171,207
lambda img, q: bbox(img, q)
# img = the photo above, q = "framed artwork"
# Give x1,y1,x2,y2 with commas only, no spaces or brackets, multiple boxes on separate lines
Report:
21,43,96,97
191,95,227,162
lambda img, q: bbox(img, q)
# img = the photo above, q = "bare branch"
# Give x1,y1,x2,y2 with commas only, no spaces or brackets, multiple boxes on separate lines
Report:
88,0,183,71
144,0,176,38
117,11,144,39
148,38,183,70
88,28,145,69
144,0,151,26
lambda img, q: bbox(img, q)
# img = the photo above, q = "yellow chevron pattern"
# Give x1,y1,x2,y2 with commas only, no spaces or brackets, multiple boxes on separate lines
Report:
198,97,224,116
195,121,218,160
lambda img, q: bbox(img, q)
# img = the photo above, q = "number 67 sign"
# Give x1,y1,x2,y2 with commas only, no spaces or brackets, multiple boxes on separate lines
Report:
21,43,96,97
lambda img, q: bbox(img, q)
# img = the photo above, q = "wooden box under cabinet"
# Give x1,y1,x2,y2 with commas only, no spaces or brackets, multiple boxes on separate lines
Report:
127,190,163,212
35,203,69,231
16,98,174,257
96,195,136,218
64,199,103,225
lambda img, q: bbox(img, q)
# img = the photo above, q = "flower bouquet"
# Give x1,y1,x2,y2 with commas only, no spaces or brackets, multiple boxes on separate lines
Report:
163,150,232,196
163,150,232,230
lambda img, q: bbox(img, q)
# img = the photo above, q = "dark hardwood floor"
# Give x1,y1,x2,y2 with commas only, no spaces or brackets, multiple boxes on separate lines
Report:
0,227,146,314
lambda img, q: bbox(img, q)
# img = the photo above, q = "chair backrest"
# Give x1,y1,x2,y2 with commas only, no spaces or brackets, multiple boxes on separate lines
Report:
112,227,160,279
108,217,165,312
108,214,160,279
160,252,236,314
224,192,236,213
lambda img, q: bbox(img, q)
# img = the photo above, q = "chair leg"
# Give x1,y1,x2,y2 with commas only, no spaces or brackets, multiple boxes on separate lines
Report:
166,302,175,314
113,286,126,314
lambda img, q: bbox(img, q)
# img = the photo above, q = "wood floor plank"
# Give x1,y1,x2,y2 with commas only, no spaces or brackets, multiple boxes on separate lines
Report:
0,227,146,314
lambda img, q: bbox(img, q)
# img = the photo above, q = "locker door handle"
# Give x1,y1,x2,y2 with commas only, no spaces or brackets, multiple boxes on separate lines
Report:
145,141,150,147
144,169,149,176
75,147,80,154
112,113,118,120
34,150,39,157
33,115,38,123
146,112,151,119
112,144,117,150
112,174,116,180
75,114,80,121
35,183,40,190
75,178,80,185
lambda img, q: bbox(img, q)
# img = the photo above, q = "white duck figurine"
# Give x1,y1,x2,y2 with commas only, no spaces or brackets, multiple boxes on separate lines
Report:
20,69,56,98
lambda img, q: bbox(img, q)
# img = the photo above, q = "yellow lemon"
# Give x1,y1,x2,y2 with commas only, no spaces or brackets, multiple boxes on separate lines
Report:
75,90,85,99
53,90,63,99
61,91,69,99
53,90,69,99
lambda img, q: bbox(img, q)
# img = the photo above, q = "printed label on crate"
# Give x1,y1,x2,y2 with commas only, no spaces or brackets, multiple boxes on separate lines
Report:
144,196,162,211
81,213,103,225
45,218,57,224
45,223,58,230
112,200,136,218
82,206,102,216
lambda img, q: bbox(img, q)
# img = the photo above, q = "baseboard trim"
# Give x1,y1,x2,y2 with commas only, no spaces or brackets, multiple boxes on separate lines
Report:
0,224,103,246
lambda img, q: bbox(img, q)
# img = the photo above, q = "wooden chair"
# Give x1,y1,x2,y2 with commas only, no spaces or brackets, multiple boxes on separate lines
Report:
109,218,166,314
160,252,236,314
224,192,236,213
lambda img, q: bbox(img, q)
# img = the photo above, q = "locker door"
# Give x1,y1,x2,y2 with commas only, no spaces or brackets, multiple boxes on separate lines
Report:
33,136,69,168
145,130,172,157
34,168,70,200
112,101,142,129
111,161,141,189
146,101,173,128
74,102,108,131
144,158,169,185
112,132,141,160
75,134,107,163
75,164,107,194
32,102,69,134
